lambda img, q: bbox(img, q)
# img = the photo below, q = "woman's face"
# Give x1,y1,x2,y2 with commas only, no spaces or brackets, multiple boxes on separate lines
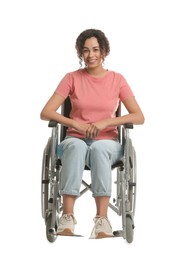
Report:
82,37,104,69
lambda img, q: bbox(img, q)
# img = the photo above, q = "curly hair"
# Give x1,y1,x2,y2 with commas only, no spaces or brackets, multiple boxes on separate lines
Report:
75,29,110,66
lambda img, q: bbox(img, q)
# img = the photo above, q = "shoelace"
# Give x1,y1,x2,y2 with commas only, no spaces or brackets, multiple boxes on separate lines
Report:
62,214,77,224
94,216,112,228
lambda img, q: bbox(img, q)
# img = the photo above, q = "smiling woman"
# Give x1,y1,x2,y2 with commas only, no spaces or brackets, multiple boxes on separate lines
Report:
75,28,110,69
40,28,144,239
1,0,182,257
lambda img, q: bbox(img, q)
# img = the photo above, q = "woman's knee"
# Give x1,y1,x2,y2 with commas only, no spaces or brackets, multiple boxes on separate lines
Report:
89,141,112,161
61,137,88,154
86,140,123,169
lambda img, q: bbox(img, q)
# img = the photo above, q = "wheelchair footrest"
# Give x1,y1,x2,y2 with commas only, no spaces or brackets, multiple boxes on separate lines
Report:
57,233,84,237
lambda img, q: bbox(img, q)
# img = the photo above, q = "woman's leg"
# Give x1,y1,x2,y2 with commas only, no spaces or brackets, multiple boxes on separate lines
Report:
62,195,77,215
86,140,123,238
95,196,110,217
60,137,88,200
57,137,88,235
87,139,123,201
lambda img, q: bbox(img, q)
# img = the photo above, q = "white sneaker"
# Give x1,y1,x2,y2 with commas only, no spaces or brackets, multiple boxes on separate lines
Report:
57,214,77,236
90,216,114,239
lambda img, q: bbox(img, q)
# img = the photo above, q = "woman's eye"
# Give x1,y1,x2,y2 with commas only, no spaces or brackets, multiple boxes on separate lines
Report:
83,49,89,54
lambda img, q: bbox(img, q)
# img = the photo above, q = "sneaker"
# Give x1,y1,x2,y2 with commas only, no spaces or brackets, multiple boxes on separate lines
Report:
90,216,114,239
57,213,77,236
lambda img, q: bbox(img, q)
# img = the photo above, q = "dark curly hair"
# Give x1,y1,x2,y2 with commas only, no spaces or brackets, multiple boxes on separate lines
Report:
75,29,110,66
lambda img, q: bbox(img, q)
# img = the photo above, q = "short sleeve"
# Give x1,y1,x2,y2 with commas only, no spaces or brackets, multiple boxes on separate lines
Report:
119,75,134,102
55,73,73,98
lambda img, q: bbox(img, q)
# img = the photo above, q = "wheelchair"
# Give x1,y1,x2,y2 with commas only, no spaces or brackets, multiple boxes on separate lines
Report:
41,97,137,243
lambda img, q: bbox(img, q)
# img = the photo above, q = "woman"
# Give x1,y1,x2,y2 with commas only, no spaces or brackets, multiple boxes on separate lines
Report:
40,28,144,239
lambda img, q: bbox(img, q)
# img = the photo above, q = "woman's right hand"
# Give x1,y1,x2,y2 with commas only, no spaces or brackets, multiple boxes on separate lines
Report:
72,121,90,135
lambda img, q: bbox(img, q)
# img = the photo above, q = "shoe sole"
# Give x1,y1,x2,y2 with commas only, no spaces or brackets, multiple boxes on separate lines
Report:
96,232,114,239
57,228,74,236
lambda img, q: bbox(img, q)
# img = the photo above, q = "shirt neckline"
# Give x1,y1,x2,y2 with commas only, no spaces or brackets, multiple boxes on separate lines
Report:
82,68,109,80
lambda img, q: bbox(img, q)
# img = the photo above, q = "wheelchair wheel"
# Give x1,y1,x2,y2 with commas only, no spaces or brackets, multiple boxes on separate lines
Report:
126,215,134,243
128,139,137,216
41,138,51,220
46,213,57,243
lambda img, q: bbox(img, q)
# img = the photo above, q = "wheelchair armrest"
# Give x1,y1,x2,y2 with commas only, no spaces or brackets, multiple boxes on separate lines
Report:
48,120,58,127
124,123,133,129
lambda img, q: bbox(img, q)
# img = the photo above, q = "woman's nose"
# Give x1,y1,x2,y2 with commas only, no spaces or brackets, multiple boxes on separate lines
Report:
88,50,94,57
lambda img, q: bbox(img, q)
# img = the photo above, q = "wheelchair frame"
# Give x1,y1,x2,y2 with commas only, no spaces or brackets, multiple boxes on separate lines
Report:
41,97,137,243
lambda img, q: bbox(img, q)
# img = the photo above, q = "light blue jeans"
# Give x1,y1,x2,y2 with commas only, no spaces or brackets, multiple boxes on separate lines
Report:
58,136,123,197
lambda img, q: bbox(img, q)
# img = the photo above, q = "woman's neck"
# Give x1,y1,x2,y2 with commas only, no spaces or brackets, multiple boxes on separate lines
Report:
85,66,107,78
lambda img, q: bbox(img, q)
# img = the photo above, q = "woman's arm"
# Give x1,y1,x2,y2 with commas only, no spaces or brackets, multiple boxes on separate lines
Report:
40,93,73,126
40,93,90,134
86,96,145,138
113,96,145,126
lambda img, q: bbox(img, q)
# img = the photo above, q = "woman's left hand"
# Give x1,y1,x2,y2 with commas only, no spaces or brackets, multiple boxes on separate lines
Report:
85,120,109,139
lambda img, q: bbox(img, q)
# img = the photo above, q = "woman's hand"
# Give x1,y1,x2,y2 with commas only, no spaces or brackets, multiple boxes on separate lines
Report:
72,121,90,135
72,119,110,138
85,119,109,139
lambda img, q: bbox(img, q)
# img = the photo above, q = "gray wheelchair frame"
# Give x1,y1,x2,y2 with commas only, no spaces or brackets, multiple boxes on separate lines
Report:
41,97,137,243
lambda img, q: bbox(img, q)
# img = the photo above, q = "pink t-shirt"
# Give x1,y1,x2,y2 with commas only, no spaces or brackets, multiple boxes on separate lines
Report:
55,69,134,140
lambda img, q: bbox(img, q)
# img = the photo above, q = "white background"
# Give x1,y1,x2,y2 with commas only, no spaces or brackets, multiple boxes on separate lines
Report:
0,0,183,259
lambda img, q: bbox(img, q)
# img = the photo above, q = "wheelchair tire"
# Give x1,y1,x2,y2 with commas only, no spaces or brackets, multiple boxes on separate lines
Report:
126,215,134,243
41,138,51,220
46,213,57,243
129,139,137,216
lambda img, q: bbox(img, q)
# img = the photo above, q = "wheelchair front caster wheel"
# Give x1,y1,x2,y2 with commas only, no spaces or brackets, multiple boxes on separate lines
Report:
126,215,134,243
46,214,57,243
